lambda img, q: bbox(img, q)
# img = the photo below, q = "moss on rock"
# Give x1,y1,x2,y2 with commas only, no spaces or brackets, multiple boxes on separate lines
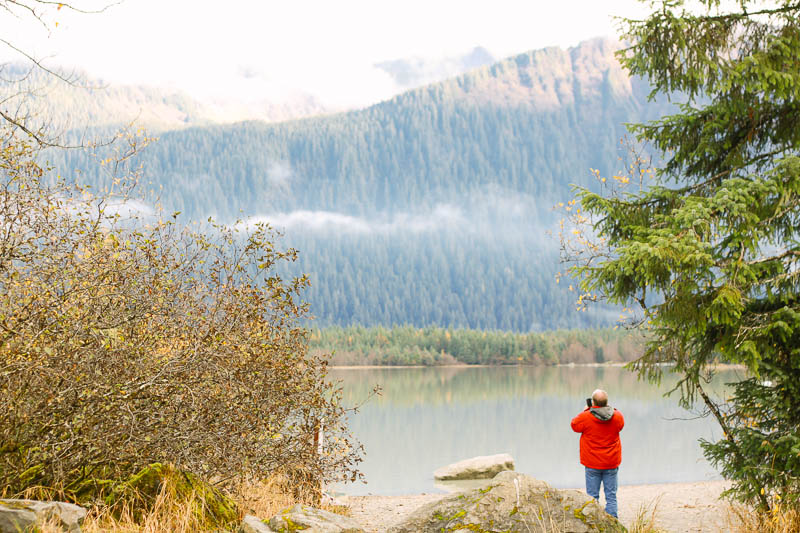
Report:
63,463,238,530
387,472,627,533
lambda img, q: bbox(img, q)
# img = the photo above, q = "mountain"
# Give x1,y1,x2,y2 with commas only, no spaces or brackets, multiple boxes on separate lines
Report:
54,38,661,218
0,63,331,132
48,37,674,332
1,45,500,133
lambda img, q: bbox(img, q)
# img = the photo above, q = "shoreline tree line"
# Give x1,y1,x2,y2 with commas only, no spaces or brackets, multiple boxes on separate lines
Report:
309,326,644,366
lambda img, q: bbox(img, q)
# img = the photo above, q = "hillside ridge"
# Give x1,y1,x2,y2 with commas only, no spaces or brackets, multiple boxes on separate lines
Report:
43,36,670,331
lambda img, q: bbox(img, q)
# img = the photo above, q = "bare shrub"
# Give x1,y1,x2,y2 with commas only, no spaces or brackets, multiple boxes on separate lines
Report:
0,134,361,501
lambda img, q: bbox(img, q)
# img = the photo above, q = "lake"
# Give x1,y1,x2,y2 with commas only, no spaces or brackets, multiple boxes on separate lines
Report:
329,365,742,495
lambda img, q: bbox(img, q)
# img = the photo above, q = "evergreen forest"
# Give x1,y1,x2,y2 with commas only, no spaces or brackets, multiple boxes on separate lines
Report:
46,38,676,331
310,325,644,366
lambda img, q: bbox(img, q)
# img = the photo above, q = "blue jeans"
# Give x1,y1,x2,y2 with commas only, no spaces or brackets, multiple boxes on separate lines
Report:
585,467,618,518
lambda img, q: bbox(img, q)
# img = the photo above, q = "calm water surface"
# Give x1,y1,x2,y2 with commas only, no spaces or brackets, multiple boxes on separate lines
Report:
329,365,741,495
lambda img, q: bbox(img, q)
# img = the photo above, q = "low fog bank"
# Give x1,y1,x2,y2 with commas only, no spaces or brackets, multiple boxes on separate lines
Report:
244,184,564,249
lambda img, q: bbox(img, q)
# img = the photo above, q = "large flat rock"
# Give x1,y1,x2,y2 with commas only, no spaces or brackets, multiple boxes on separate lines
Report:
242,514,275,533
389,471,626,533
268,504,365,533
433,453,515,480
0,499,86,533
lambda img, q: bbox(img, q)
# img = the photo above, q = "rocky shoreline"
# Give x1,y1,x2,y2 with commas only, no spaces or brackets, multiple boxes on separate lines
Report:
344,480,731,533
0,479,731,532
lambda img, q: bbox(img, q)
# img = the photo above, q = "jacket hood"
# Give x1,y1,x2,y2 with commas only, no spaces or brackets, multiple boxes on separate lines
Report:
590,406,615,421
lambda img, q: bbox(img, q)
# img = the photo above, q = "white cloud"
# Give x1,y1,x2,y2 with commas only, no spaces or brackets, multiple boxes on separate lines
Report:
242,203,467,234
103,198,155,218
0,0,650,109
238,191,562,248
254,211,372,233
266,161,293,187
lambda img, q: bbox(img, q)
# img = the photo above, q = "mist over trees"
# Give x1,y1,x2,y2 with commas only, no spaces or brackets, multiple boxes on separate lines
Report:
54,39,671,219
44,37,677,331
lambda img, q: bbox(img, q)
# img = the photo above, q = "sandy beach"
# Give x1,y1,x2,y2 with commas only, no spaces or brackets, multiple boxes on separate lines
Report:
344,480,732,532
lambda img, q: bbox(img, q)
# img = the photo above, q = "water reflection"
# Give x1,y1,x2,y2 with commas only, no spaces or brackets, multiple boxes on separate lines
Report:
330,365,743,495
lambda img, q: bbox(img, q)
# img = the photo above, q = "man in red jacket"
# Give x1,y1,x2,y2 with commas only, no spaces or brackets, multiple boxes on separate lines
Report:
570,389,624,518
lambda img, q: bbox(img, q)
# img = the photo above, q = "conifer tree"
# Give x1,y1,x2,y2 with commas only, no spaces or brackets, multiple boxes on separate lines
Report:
563,0,800,511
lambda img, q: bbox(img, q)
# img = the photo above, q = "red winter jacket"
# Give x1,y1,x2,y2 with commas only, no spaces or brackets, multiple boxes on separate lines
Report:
570,406,624,469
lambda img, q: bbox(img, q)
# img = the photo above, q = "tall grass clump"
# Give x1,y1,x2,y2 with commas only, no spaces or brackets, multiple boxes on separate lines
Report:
726,502,800,533
626,501,666,533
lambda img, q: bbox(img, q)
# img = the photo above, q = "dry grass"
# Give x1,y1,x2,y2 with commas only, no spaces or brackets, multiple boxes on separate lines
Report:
234,475,350,518
33,474,350,533
234,475,301,520
626,499,667,533
725,502,800,533
36,484,211,533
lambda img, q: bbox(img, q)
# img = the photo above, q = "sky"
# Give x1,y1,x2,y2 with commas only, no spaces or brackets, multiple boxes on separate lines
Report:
1,0,650,108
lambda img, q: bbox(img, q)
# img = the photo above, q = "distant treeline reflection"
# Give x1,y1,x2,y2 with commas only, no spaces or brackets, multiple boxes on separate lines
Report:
310,326,644,366
327,365,738,408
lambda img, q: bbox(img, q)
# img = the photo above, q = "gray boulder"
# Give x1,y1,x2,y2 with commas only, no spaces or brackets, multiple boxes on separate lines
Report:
268,504,365,533
0,499,86,533
433,453,514,481
388,471,626,533
434,479,494,493
242,514,275,532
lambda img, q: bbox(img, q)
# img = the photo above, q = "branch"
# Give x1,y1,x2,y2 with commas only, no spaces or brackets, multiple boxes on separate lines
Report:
0,108,86,148
5,0,118,18
696,380,771,511
746,249,800,267
0,36,84,86
696,3,800,22
620,3,800,26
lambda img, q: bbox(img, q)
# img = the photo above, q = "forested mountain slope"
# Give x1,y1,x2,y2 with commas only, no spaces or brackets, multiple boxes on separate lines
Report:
49,37,674,331
55,37,668,218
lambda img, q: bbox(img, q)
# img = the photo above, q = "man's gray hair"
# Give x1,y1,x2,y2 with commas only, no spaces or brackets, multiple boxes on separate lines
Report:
592,389,608,407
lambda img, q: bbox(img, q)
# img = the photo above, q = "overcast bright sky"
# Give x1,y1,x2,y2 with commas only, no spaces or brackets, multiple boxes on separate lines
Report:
3,0,650,108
